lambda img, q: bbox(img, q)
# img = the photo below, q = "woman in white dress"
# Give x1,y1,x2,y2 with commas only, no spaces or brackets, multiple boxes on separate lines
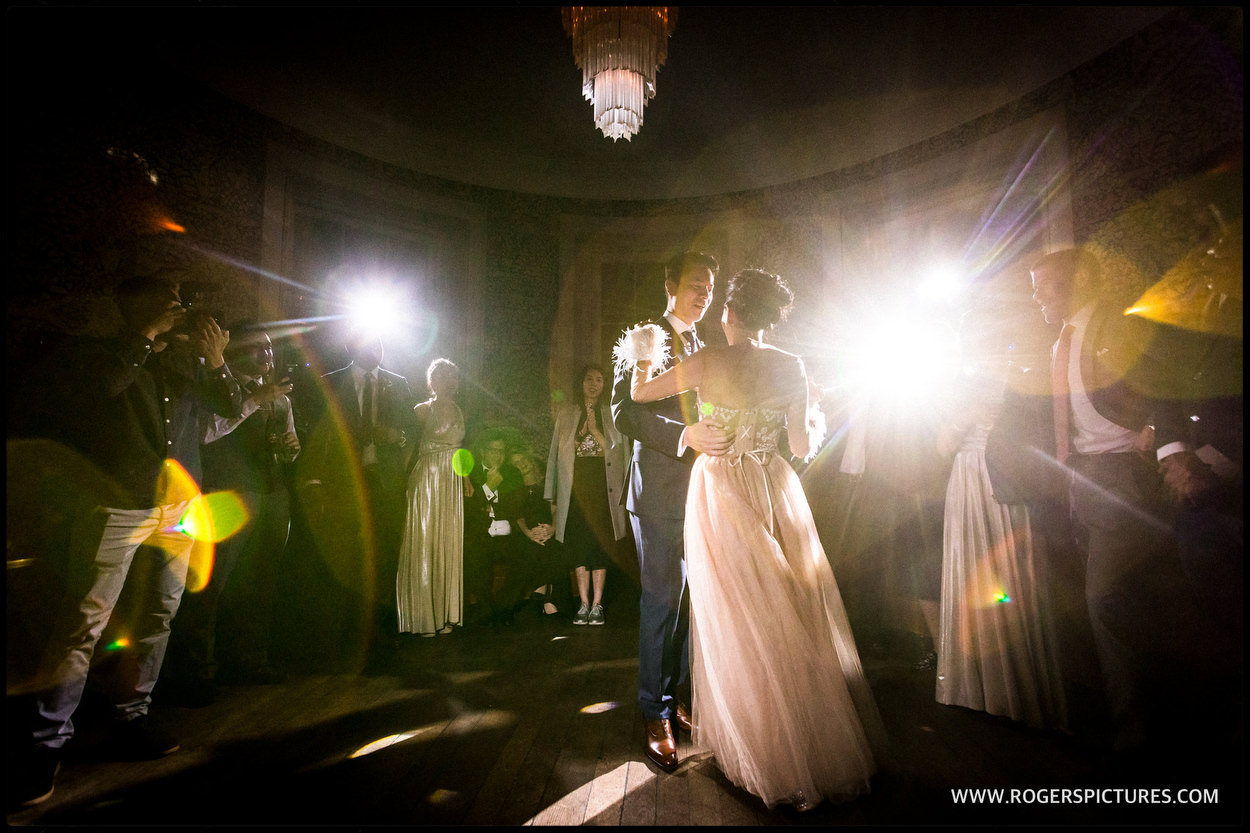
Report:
396,358,467,636
934,308,1068,728
619,268,886,811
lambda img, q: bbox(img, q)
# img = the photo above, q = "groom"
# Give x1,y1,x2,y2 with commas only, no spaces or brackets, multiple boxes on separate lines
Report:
610,250,731,771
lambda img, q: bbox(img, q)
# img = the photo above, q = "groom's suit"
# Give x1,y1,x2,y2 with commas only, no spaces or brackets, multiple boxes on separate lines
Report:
610,315,701,723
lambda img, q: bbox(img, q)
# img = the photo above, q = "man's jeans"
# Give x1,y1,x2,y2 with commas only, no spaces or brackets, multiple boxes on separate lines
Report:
32,501,193,748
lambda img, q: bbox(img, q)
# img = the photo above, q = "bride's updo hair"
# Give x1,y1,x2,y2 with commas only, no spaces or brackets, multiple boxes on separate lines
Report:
725,268,794,332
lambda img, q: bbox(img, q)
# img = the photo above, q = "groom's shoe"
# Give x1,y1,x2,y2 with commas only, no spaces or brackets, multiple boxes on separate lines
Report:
644,719,678,771
673,703,693,735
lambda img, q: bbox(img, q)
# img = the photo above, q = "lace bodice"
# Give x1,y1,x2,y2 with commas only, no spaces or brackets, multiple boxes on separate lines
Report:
704,403,788,461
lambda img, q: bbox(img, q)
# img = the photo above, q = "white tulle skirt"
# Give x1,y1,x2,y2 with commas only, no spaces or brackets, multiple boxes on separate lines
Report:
686,451,885,810
936,434,1067,729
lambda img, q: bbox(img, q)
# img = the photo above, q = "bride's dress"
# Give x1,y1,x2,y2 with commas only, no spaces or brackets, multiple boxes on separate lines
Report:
687,403,885,810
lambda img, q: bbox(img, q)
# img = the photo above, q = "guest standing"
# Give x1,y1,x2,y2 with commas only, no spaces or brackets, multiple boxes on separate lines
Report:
396,358,466,636
935,305,1067,730
546,364,630,625
13,274,242,807
298,331,415,663
1030,247,1208,762
165,330,299,706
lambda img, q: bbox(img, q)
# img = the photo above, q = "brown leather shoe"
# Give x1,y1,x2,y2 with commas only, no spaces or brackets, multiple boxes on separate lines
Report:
673,703,693,734
644,718,678,771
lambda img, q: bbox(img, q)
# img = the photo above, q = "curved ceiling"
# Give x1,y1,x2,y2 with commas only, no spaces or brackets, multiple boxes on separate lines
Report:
24,5,1175,201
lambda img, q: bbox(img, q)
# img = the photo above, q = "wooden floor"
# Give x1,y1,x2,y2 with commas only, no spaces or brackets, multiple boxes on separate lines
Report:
7,580,1243,828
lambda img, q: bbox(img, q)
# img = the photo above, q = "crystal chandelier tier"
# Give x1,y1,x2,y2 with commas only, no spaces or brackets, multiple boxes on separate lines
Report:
562,7,677,142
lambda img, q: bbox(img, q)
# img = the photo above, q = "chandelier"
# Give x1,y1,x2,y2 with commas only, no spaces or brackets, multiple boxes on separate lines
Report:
562,7,677,142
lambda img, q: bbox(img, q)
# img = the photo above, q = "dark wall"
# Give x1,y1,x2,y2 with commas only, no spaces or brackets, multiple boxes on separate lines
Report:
7,7,1241,444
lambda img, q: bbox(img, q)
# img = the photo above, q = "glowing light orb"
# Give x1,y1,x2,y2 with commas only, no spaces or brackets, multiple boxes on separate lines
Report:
551,389,566,404
175,491,251,593
993,591,1012,604
699,401,714,417
835,310,959,406
452,449,475,477
106,638,130,651
916,264,968,303
176,492,248,542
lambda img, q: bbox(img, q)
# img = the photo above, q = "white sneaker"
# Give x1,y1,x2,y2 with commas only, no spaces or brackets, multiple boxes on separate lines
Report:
573,604,590,625
588,604,605,625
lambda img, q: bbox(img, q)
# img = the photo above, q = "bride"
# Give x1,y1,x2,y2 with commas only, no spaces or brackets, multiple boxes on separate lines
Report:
616,267,886,811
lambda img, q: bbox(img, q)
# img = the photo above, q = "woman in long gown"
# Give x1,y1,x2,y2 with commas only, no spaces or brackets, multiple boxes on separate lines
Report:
396,358,467,636
934,309,1068,728
619,268,886,811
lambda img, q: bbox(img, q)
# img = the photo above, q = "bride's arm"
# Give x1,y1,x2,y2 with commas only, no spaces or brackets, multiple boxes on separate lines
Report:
787,358,826,461
631,352,702,403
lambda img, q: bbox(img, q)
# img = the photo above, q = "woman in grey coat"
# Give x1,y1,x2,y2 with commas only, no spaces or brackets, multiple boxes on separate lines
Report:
545,364,630,625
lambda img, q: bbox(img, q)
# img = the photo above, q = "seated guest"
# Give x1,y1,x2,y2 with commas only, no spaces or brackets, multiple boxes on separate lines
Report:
510,451,568,617
463,429,525,627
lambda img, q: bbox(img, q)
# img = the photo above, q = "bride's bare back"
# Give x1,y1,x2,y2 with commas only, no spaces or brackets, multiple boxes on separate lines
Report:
695,343,806,412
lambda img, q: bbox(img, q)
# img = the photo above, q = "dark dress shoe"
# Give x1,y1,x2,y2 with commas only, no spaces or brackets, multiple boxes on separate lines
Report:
673,703,693,734
644,718,678,771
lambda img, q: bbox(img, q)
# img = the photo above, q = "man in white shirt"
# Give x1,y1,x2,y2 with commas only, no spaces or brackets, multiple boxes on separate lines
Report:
1031,248,1220,770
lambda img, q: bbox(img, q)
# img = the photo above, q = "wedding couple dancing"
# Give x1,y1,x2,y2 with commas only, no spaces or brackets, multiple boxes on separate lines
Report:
609,252,886,811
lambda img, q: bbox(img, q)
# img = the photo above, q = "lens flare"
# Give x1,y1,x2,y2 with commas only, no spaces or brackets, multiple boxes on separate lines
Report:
452,449,475,477
155,460,251,593
836,310,959,407
176,491,251,592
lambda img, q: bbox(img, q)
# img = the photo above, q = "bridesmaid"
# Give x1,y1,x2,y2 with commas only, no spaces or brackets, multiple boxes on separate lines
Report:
396,358,468,636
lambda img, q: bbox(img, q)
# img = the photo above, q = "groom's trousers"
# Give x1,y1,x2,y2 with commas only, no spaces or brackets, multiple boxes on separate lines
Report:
632,510,690,722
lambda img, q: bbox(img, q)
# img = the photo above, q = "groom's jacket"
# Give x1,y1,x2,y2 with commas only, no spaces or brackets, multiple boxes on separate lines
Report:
610,316,701,520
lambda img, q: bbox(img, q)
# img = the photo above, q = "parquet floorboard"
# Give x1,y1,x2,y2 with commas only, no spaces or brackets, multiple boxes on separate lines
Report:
6,583,1242,828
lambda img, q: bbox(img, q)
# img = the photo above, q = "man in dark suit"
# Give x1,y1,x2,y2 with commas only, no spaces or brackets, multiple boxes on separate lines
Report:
298,331,415,667
610,251,731,771
165,330,300,705
1030,247,1220,765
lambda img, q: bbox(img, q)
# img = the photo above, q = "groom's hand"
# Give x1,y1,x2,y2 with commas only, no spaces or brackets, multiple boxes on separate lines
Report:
684,418,731,457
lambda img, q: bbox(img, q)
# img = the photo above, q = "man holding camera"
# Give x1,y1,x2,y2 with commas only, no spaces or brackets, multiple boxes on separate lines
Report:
14,273,243,808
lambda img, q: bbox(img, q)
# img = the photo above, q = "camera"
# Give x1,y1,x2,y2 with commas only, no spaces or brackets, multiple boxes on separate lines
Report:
165,307,222,348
